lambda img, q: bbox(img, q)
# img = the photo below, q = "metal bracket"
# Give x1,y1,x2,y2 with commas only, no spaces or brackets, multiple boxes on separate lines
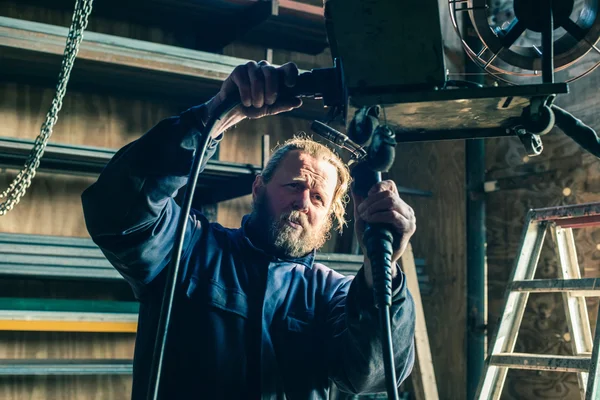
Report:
516,127,544,157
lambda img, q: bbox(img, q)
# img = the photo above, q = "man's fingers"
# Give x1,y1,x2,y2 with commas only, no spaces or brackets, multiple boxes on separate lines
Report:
359,200,414,223
364,210,416,234
219,61,301,119
261,64,279,106
357,190,412,215
279,62,299,87
230,65,252,107
246,61,265,108
268,97,302,114
356,190,389,213
368,180,398,196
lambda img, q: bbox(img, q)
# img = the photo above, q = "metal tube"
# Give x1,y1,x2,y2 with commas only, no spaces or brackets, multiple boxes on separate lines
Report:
542,1,555,83
464,13,487,399
466,139,487,400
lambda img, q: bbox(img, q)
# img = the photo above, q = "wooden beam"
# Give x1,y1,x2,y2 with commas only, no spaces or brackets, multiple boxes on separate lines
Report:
0,359,133,376
0,16,238,83
402,243,439,400
14,0,328,54
0,298,138,333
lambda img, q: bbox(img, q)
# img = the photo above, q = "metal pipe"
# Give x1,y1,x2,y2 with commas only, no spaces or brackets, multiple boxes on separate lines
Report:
542,1,555,83
464,14,487,400
466,139,487,400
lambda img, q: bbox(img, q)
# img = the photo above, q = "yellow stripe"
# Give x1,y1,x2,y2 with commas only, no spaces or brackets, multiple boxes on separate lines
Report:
0,321,138,333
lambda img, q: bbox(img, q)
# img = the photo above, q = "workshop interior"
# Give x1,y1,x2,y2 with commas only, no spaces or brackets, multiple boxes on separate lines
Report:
1,0,600,398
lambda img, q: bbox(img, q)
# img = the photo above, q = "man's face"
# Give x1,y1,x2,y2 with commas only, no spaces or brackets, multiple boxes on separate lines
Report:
251,150,338,258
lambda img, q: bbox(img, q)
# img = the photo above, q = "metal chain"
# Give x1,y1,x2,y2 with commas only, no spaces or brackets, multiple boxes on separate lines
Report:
0,0,94,216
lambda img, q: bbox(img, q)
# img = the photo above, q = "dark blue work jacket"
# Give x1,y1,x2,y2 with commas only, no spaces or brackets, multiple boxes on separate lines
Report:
81,105,415,399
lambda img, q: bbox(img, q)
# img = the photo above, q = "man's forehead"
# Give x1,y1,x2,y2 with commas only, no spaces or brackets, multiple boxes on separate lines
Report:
280,150,336,178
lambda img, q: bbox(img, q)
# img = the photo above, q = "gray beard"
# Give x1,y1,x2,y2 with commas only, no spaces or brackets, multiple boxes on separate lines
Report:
250,191,331,258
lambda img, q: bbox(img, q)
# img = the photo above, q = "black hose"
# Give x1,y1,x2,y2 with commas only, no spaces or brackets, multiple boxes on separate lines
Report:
353,161,399,400
364,223,399,400
146,97,242,400
552,105,600,159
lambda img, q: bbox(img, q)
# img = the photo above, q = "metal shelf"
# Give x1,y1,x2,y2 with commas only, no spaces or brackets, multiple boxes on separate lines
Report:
0,16,326,119
0,297,138,333
0,233,432,293
0,359,133,376
0,137,261,205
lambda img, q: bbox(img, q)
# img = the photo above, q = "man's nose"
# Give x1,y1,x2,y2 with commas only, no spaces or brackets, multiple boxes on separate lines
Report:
292,190,310,213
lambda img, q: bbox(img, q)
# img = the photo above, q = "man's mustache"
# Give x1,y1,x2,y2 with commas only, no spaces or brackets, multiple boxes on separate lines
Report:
280,210,308,229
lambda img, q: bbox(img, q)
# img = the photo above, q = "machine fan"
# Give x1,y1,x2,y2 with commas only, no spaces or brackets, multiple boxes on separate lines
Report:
451,0,600,84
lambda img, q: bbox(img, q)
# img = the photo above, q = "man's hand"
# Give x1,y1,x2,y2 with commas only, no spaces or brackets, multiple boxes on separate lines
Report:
353,180,416,288
205,61,302,134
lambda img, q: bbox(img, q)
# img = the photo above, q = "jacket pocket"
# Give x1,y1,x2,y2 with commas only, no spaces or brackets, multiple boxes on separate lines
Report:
285,312,315,334
187,278,249,319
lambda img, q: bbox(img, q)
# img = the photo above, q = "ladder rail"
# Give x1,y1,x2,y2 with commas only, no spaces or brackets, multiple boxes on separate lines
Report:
585,308,600,400
476,217,548,400
554,225,593,399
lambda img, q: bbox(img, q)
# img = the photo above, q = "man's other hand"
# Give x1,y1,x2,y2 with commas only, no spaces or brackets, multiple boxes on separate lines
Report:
352,180,417,288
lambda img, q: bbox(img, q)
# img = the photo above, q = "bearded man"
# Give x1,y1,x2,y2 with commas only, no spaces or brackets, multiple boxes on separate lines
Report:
82,61,416,400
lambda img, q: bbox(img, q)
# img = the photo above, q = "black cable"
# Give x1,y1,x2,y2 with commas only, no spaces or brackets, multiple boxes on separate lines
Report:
146,97,241,400
364,223,399,400
552,105,600,159
352,161,399,400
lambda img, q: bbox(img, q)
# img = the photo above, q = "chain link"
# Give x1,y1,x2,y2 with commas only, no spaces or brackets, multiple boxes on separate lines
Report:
0,0,94,216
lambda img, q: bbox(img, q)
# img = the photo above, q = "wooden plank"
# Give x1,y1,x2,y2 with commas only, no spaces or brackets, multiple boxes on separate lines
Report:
0,359,133,376
7,0,328,54
0,16,237,82
402,243,439,400
0,298,138,333
490,353,590,372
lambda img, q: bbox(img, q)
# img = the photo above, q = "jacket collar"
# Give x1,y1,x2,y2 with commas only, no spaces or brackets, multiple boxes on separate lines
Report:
240,215,315,269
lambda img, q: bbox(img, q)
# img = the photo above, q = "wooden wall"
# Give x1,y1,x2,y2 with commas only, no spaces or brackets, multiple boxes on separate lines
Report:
485,72,600,398
391,142,467,400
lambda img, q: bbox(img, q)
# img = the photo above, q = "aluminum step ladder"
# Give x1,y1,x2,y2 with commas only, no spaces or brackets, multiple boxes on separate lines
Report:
476,202,600,400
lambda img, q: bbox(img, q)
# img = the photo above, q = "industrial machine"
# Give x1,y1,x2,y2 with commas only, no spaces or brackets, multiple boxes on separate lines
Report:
316,0,600,158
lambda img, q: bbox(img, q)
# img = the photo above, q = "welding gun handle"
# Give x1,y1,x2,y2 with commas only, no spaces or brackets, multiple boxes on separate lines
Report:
278,68,334,99
279,59,346,112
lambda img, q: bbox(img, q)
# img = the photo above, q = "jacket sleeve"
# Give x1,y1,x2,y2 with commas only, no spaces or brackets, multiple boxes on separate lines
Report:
81,104,222,299
326,267,416,394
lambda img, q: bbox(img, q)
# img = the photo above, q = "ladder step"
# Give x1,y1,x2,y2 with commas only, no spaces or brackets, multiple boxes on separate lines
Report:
490,353,590,372
511,278,600,296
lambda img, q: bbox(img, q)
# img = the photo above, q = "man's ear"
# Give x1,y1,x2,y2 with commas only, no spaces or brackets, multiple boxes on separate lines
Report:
252,175,265,201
